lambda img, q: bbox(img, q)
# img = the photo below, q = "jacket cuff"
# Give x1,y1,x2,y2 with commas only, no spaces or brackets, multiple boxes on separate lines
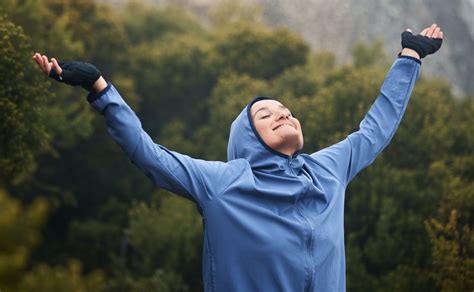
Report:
87,82,112,104
397,54,422,65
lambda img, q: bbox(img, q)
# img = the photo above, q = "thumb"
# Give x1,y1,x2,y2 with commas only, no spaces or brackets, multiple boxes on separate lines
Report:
51,58,63,76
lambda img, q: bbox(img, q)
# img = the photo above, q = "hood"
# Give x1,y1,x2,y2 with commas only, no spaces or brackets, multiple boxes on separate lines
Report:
227,96,304,172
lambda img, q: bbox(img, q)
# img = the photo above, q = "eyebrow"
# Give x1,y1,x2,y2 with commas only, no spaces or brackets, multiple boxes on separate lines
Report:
253,105,289,118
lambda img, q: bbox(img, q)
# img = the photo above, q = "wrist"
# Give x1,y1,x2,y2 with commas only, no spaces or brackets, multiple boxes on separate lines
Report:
92,76,107,93
400,48,420,60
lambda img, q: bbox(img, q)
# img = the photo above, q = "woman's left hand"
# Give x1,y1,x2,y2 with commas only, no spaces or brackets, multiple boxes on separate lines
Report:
400,23,443,59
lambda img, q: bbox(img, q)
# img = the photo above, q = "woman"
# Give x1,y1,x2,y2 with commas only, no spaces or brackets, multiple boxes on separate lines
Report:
33,24,443,291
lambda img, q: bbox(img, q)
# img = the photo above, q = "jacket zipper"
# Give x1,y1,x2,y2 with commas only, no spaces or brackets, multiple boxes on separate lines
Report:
288,156,294,174
306,220,315,291
301,209,315,292
290,157,315,291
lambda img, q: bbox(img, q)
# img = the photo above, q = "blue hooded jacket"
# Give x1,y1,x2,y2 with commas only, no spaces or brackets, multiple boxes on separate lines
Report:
88,56,420,291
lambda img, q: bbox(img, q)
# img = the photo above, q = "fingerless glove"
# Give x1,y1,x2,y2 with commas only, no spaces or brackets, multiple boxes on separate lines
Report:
49,61,101,91
401,31,442,58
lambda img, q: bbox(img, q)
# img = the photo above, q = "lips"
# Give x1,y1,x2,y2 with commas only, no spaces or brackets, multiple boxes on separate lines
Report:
272,123,295,131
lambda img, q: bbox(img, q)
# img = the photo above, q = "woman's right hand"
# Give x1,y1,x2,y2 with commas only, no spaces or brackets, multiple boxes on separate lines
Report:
33,53,62,76
32,53,105,92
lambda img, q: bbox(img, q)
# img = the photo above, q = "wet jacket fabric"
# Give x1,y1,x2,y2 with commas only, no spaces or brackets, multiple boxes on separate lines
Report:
88,56,421,291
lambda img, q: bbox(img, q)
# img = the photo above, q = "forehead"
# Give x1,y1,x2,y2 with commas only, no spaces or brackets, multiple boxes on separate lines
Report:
250,100,285,114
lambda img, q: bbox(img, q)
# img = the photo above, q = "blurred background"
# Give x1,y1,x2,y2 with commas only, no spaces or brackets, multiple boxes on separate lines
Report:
0,0,472,291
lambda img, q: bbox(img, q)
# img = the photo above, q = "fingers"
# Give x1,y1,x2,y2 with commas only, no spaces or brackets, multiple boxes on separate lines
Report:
433,27,443,39
427,24,443,39
36,54,48,74
420,24,443,39
420,28,429,36
51,58,63,75
416,24,443,39
42,55,52,75
426,24,437,37
32,52,50,74
431,27,441,38
32,53,46,73
32,53,63,76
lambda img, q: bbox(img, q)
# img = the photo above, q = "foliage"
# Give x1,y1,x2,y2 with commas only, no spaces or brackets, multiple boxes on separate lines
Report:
0,190,105,291
106,269,188,292
0,189,47,288
120,1,204,45
210,23,309,80
352,40,390,68
0,17,51,184
1,0,96,151
207,0,262,25
126,193,202,290
130,34,215,136
426,210,474,291
19,260,105,292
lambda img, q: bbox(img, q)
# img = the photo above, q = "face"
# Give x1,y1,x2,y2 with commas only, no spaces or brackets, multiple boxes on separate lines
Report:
250,100,304,156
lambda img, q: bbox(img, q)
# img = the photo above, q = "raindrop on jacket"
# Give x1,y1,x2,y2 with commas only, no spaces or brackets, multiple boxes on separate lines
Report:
88,56,421,291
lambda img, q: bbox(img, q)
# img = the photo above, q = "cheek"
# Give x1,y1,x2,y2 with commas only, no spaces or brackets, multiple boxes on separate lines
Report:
254,121,276,143
254,121,265,136
294,120,303,135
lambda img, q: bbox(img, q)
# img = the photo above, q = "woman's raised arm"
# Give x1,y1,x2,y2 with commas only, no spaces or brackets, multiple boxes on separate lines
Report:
310,24,443,186
32,54,244,211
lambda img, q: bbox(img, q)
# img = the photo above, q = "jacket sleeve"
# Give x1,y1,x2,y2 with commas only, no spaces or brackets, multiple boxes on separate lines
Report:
87,84,239,208
310,56,421,186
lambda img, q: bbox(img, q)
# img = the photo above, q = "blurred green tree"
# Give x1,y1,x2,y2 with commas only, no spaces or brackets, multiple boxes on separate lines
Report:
210,23,309,80
106,269,188,292
121,1,204,45
207,0,261,25
0,189,47,288
1,0,96,152
125,192,203,291
0,189,105,291
426,209,474,291
130,35,215,137
0,17,52,185
19,260,105,292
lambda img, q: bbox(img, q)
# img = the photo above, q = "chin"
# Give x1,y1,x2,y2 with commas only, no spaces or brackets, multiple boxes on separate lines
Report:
291,135,304,152
273,135,304,154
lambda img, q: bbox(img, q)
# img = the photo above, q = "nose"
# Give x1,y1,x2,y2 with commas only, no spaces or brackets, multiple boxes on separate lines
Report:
276,110,291,121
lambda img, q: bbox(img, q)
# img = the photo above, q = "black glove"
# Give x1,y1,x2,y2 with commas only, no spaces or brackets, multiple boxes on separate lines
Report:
401,31,442,58
49,61,101,91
